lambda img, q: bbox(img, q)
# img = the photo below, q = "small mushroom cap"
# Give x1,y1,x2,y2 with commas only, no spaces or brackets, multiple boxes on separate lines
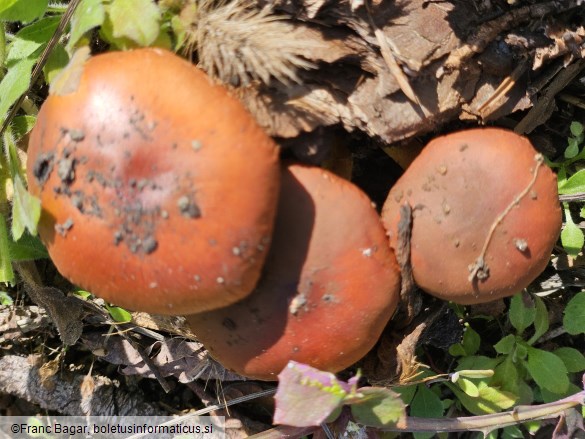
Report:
382,128,561,304
187,163,401,380
27,48,280,315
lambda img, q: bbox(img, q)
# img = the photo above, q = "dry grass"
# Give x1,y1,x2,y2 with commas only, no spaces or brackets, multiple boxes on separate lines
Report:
181,0,317,85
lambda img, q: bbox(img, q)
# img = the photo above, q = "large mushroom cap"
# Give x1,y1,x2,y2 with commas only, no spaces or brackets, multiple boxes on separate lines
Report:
187,163,401,380
27,48,280,315
382,128,561,304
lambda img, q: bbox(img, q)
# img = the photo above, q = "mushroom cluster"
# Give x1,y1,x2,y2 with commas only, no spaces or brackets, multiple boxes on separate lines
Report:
27,48,402,379
27,49,562,381
187,163,401,380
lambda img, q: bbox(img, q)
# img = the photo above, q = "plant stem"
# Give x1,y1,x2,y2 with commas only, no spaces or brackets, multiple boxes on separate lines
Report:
245,389,585,439
382,390,585,434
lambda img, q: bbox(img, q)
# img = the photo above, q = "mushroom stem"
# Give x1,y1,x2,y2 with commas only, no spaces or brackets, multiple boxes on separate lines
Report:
468,154,544,285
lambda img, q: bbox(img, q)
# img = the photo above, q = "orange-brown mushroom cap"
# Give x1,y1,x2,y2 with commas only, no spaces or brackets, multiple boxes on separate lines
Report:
382,128,561,304
27,48,280,315
186,163,401,381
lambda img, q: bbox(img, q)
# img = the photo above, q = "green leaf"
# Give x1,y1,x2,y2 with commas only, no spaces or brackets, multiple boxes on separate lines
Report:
7,16,60,62
0,23,6,71
561,217,585,256
350,387,405,428
456,377,479,397
453,369,494,380
11,175,41,240
563,292,585,335
0,291,13,305
449,382,517,415
0,0,48,22
11,115,36,138
4,127,22,177
170,14,187,50
525,347,569,394
105,304,132,323
557,165,567,185
392,384,417,405
0,214,14,284
43,43,69,85
517,380,534,405
558,169,585,195
494,334,516,355
67,0,105,52
462,325,480,356
456,355,501,372
410,384,443,418
540,383,582,402
514,342,528,361
565,137,580,159
0,57,35,119
448,324,480,357
553,347,585,373
527,296,549,345
493,355,519,395
103,0,161,48
409,392,440,439
8,232,48,260
570,121,584,137
448,343,466,357
502,425,524,439
73,290,93,299
509,293,536,335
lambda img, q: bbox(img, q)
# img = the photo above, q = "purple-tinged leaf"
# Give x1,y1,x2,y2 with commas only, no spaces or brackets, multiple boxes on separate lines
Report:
274,361,354,427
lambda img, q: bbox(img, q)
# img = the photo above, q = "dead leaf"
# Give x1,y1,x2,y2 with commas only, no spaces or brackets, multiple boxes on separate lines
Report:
83,332,245,383
80,374,96,400
38,355,61,391
534,25,585,69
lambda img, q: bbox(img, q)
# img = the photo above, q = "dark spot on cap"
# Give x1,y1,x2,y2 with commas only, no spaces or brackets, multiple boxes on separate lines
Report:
57,157,76,183
222,318,237,331
54,218,74,236
71,191,84,211
113,230,123,245
142,236,158,254
33,152,55,187
69,129,85,142
177,195,201,218
322,294,335,303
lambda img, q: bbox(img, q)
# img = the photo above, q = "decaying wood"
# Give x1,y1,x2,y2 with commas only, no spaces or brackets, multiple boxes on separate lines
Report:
215,0,585,144
0,355,165,416
515,58,585,134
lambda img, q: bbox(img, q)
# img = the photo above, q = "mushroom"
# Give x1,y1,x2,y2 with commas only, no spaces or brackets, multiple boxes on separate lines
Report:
382,128,561,304
26,48,280,315
186,163,401,380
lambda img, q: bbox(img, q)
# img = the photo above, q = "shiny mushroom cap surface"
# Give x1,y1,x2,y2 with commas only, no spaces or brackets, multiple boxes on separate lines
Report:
382,128,561,304
187,163,401,380
27,48,280,314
